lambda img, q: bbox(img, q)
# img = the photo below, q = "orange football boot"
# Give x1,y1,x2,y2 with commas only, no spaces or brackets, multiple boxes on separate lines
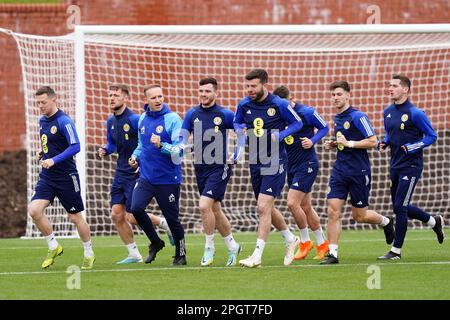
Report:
293,240,314,260
313,240,329,260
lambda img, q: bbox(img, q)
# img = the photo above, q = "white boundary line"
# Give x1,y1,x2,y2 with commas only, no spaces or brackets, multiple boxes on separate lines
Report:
1,261,450,276
0,237,442,250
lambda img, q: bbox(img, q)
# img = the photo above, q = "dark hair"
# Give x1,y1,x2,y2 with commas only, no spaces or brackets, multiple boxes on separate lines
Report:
109,84,130,97
245,69,268,84
143,84,162,97
329,80,351,92
35,86,56,97
273,85,290,99
199,77,218,90
392,74,411,91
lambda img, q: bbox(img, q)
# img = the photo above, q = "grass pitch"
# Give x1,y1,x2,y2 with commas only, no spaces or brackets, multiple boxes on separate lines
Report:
0,229,449,300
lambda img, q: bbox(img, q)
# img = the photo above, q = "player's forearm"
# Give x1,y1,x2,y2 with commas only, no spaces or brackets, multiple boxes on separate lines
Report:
132,144,142,160
278,121,303,141
311,126,329,145
52,143,80,164
345,136,377,149
404,133,437,154
161,141,184,157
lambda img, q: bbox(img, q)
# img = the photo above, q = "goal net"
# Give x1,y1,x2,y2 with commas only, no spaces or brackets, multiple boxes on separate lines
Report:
7,25,450,237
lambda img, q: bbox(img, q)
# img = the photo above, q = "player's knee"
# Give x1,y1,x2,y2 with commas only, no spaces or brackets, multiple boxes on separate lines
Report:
287,198,298,211
300,203,312,214
327,207,340,221
199,203,212,216
68,213,83,224
111,207,126,223
257,203,271,216
28,205,43,220
126,213,137,225
352,212,365,223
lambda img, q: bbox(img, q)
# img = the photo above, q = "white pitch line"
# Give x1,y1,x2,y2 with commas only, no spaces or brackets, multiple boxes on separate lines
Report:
1,261,450,276
0,237,442,250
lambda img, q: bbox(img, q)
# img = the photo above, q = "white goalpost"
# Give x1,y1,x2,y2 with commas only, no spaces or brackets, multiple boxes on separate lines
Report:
4,24,450,238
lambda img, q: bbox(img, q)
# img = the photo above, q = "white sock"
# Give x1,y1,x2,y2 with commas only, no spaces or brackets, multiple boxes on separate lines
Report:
280,228,295,244
45,233,58,251
299,228,310,242
427,216,436,228
159,217,169,231
391,246,401,254
312,227,326,246
205,233,215,249
223,234,238,251
83,240,94,258
379,216,390,227
252,238,266,260
126,242,141,257
329,244,338,258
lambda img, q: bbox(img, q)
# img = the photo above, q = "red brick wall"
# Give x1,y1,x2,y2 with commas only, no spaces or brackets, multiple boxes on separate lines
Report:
1,0,449,151
0,4,69,152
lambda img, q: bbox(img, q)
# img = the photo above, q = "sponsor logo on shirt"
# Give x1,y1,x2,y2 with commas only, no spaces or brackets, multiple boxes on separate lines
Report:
213,117,222,125
284,135,294,145
253,118,265,138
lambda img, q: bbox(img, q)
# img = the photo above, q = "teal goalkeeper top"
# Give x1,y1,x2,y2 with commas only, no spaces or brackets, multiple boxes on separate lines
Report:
132,103,183,185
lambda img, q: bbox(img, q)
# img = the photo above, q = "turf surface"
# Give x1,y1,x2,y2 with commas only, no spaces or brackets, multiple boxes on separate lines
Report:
0,229,449,300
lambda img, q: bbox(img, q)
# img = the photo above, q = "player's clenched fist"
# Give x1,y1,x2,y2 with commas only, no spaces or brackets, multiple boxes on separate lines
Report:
40,158,55,169
151,133,161,149
36,150,43,161
300,137,313,149
128,156,138,169
98,145,107,158
324,139,337,150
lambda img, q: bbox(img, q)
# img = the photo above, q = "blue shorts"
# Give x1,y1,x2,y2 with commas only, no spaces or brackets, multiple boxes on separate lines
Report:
250,163,286,199
31,173,84,213
111,174,138,212
287,161,319,193
390,166,422,210
327,172,371,208
195,164,232,201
